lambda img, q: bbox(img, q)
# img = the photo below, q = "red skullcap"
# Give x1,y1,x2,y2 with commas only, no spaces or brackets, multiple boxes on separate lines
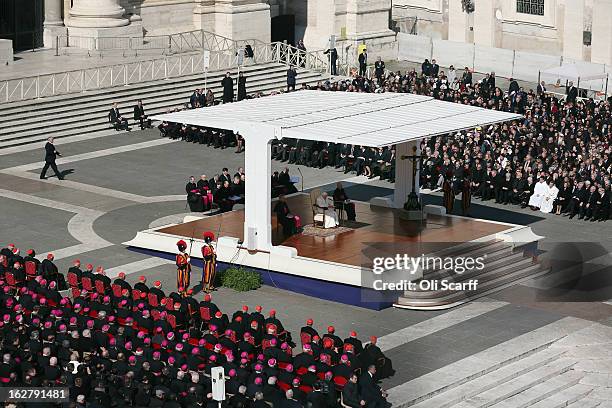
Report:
204,294,211,301
306,319,313,325
215,311,222,318
26,249,34,256
47,253,54,260
327,326,334,333
139,275,146,282
255,305,262,312
118,272,126,279
86,264,93,269
177,240,187,247
154,281,161,287
242,305,248,312
73,259,81,265
269,309,276,316
370,336,377,344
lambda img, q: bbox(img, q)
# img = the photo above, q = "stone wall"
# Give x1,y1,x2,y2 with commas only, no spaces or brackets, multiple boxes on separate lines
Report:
0,39,13,65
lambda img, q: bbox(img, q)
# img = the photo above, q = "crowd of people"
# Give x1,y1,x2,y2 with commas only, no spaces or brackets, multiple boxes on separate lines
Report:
111,47,610,224
185,168,245,213
0,242,394,408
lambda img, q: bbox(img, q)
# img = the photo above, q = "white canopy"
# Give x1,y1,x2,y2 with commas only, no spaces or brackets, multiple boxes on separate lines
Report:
152,91,522,147
153,90,522,252
540,64,609,82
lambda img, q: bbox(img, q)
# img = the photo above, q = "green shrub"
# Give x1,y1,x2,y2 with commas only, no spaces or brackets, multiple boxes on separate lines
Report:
219,266,262,292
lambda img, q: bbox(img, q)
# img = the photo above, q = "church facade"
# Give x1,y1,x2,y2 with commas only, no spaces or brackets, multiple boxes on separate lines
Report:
392,0,612,65
9,0,395,57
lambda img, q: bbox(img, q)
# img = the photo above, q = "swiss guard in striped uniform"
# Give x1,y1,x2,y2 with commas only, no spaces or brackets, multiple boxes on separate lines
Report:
176,239,191,296
201,231,217,293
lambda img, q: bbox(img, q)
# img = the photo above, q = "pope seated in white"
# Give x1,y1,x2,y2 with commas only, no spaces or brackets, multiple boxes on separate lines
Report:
315,192,339,228
540,180,558,214
528,176,547,209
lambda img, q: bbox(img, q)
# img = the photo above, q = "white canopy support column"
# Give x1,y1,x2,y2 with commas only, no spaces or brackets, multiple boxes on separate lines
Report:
392,140,419,209
242,128,274,251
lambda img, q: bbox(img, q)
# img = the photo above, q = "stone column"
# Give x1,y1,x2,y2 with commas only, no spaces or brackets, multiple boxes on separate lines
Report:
343,0,397,60
473,0,498,47
562,0,584,60
591,0,612,65
66,0,142,48
43,0,67,49
194,0,271,43
448,0,469,42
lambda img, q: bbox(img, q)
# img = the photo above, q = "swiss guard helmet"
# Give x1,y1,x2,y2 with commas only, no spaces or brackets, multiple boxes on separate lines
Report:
177,240,187,251
203,231,215,244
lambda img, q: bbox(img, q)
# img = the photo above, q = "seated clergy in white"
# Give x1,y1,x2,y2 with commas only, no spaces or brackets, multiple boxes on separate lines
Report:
540,179,558,214
315,192,339,228
528,176,547,209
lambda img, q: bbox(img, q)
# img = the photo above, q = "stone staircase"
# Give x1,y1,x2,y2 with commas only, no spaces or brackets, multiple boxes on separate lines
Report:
395,240,549,310
0,62,326,149
387,318,612,408
408,347,592,408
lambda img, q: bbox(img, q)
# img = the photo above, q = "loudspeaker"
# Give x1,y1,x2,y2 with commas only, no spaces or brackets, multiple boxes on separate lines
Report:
247,227,257,251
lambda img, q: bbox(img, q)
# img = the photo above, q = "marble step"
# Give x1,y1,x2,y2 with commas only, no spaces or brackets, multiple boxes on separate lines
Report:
489,371,584,408
527,383,594,408
452,358,578,408
409,347,568,408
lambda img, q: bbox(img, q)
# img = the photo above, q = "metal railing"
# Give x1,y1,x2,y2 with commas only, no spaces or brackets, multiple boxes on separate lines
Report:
0,42,335,103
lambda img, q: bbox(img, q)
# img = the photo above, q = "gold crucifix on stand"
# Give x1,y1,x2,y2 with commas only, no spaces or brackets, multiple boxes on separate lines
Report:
400,145,422,211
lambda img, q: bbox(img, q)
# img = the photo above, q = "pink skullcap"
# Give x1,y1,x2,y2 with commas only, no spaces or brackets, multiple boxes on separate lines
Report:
167,332,174,340
69,317,77,324
144,338,151,345
125,341,132,350
281,342,288,350
308,365,316,372
209,355,217,362
32,318,40,325
153,351,161,358
254,377,263,385
254,363,263,371
303,343,312,350
103,296,110,303
138,303,145,309
137,331,145,338
44,321,52,328
128,356,136,363
39,298,47,305
285,364,293,372
225,329,232,336
109,338,116,345
160,311,167,318
102,324,110,332
182,333,189,340
240,358,248,365
180,364,188,371
156,327,163,333
198,339,206,346
168,356,175,364
257,353,264,361
91,293,98,299
175,343,183,351
214,344,222,351
120,300,127,307
126,317,133,323
192,347,199,355
341,354,348,361
270,338,277,346
268,358,276,366
292,378,300,385
108,316,115,322
229,369,237,377
59,324,66,331
60,298,68,305
86,320,94,328
15,315,23,323
20,287,28,294
49,281,56,289
241,351,248,358
209,324,217,331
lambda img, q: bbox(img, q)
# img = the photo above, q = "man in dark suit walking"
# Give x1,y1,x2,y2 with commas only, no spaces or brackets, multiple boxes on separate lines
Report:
359,365,390,408
40,137,64,180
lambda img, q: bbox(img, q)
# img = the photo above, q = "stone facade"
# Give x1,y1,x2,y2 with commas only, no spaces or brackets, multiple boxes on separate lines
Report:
43,0,395,60
392,0,612,65
0,39,13,65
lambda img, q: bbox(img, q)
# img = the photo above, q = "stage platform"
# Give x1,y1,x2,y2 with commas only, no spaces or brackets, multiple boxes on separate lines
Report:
125,193,542,309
